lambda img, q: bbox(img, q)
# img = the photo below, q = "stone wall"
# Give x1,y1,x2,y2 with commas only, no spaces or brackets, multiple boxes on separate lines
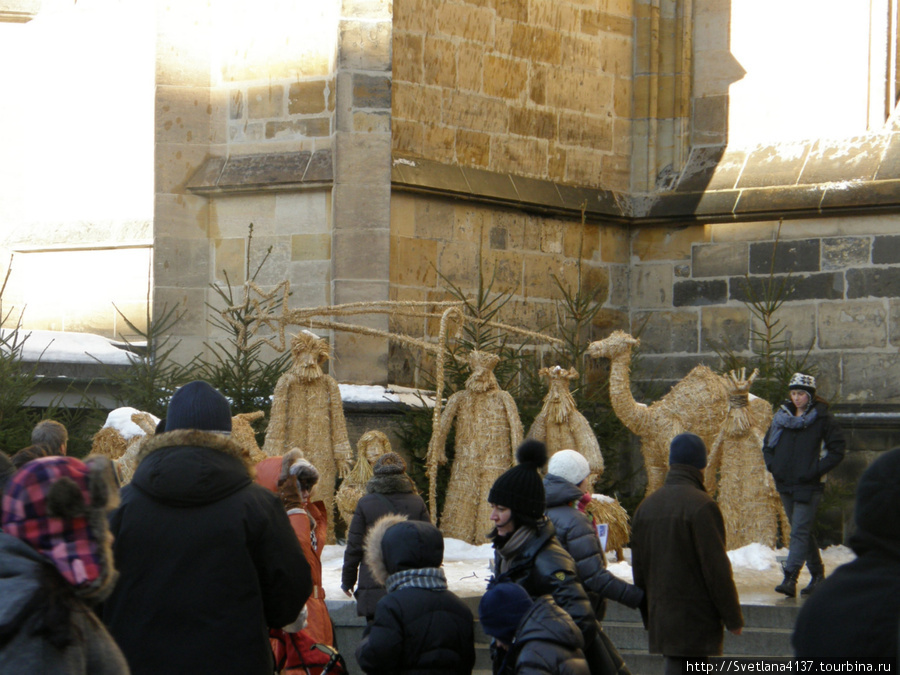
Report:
630,218,900,405
392,0,633,191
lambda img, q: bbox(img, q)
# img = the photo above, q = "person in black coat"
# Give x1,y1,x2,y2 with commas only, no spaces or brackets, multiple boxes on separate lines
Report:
792,447,900,665
762,373,845,597
102,381,312,675
480,581,590,675
488,440,628,675
341,452,431,620
354,515,475,675
544,449,643,621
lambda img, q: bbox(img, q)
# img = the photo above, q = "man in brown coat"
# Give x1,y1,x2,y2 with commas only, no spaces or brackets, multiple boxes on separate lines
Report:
631,433,744,675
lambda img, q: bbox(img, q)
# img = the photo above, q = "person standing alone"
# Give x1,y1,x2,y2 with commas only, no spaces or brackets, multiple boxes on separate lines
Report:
631,433,743,675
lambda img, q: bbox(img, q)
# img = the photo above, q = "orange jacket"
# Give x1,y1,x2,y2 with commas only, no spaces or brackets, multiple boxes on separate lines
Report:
255,457,333,647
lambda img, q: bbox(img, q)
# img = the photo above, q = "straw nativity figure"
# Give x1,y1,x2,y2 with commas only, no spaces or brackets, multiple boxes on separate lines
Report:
264,330,353,543
428,350,524,544
335,429,392,529
588,330,736,495
527,365,604,475
706,369,789,549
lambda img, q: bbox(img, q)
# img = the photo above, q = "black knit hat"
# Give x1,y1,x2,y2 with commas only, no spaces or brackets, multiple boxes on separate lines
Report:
487,440,547,520
165,381,232,433
669,432,707,470
479,582,533,644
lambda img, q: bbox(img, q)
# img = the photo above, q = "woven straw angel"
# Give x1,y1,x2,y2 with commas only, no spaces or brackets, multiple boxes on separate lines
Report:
335,430,392,529
527,365,604,475
427,350,524,544
264,331,353,543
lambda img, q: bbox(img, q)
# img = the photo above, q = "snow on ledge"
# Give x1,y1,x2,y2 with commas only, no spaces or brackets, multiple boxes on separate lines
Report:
1,328,135,365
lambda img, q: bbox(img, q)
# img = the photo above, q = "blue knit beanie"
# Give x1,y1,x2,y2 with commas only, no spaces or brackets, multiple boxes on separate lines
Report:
479,582,533,644
165,381,232,433
668,433,707,470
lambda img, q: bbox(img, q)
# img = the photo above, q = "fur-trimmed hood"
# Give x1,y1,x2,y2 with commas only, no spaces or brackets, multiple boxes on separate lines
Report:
365,473,417,495
130,429,255,507
363,514,444,586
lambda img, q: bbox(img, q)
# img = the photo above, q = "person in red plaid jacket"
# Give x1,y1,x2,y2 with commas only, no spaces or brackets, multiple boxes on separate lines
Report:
0,454,130,674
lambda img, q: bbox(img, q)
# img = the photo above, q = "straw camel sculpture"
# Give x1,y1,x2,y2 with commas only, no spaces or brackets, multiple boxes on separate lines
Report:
264,331,353,543
706,369,790,549
427,350,524,544
527,365,604,474
335,429,393,530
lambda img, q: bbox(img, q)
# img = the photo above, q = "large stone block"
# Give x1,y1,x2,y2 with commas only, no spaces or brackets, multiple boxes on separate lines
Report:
392,119,424,155
632,310,699,354
436,2,494,42
749,239,820,274
291,233,331,262
248,84,285,119
565,147,605,186
288,81,328,115
491,136,548,177
710,221,778,243
673,279,727,306
424,36,457,89
483,55,530,100
561,34,602,72
266,118,330,139
391,236,438,287
339,19,391,72
456,128,491,167
510,107,557,141
246,235,292,286
210,194,277,238
562,222,600,259
840,352,900,404
393,0,436,32
546,68,613,113
393,32,424,83
154,236,211,288
873,235,900,264
214,238,246,285
505,23,562,64
847,267,900,299
275,191,330,235
156,85,212,145
730,273,844,303
692,241,748,278
818,300,888,350
333,183,390,231
558,112,613,149
523,254,573,300
334,133,391,185
632,225,705,261
822,237,871,271
749,302,817,354
413,198,455,240
155,193,210,240
423,124,457,163
438,240,479,287
332,228,390,280
453,204,488,244
700,305,749,352
600,225,629,263
441,91,509,133
631,263,673,308
485,249,524,294
891,298,900,347
157,142,213,194
580,9,633,37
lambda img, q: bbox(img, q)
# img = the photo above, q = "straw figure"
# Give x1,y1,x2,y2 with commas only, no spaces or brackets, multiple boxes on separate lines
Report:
427,350,524,544
706,369,789,549
230,410,267,464
335,430,392,529
588,331,733,495
90,409,160,486
264,330,353,543
527,365,604,475
584,494,631,562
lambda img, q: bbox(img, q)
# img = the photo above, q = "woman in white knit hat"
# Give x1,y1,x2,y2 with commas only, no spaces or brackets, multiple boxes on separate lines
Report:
544,449,644,623
763,373,846,598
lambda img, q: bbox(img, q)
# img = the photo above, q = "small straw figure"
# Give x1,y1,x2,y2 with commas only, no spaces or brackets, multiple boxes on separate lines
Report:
335,430,392,529
706,369,789,549
584,494,631,562
527,366,604,476
428,350,524,544
264,331,354,543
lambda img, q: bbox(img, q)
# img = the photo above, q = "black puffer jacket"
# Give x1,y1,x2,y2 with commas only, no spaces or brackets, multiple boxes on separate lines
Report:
491,518,599,649
763,400,845,497
500,595,590,675
355,517,475,675
341,473,431,617
102,430,312,675
544,474,643,620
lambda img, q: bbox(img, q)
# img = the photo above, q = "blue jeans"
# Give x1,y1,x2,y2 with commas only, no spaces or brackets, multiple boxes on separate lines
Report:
780,491,824,574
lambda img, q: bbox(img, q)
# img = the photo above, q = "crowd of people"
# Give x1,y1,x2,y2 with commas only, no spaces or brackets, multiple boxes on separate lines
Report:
0,373,896,674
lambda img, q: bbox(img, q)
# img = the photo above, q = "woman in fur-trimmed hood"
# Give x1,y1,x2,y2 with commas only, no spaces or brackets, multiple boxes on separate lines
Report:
355,515,475,675
341,452,430,619
102,381,312,675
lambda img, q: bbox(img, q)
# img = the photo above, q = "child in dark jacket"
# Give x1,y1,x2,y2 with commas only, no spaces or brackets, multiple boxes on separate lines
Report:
354,515,475,675
479,582,590,675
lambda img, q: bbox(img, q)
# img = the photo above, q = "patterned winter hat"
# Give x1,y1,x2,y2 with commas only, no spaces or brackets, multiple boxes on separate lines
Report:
488,440,548,520
1,455,119,599
788,373,816,396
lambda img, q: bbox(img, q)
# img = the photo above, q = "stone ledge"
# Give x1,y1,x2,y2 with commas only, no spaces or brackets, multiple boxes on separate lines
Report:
186,150,333,195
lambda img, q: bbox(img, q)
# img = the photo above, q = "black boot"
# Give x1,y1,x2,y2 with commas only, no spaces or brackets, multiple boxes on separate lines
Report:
775,566,800,597
800,565,825,596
